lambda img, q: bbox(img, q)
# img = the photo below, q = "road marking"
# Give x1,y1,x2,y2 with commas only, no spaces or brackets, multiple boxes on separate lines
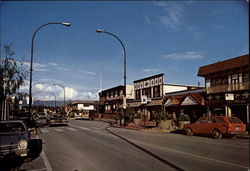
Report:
73,125,91,131
54,128,64,132
40,128,49,133
136,141,249,169
66,127,77,131
90,127,101,130
41,150,52,171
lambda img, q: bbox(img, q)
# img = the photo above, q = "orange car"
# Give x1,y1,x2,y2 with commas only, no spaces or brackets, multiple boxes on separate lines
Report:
184,116,247,139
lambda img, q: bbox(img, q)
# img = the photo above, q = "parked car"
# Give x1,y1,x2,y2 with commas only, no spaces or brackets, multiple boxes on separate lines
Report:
183,116,247,139
0,120,29,158
35,112,47,125
14,112,37,135
47,115,68,126
0,120,43,170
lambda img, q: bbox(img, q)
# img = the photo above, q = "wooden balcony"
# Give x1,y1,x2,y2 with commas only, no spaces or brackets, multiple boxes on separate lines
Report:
207,82,249,94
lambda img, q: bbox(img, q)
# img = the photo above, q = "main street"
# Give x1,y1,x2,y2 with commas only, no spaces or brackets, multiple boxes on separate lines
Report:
21,120,249,171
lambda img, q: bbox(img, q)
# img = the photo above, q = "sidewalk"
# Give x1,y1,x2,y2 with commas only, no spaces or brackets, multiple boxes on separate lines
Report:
98,118,250,139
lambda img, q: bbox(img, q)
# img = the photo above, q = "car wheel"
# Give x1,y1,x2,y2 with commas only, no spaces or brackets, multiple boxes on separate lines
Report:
212,129,222,139
186,128,193,136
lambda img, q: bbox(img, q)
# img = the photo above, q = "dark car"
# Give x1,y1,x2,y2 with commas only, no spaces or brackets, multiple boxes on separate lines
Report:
47,115,68,126
14,112,37,136
184,116,247,139
0,120,30,158
0,120,43,170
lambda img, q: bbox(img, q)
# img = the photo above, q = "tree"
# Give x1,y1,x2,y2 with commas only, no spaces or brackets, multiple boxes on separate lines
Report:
0,43,28,101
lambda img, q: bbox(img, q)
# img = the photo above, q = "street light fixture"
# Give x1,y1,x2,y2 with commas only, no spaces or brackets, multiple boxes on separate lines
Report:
96,29,127,125
28,22,71,114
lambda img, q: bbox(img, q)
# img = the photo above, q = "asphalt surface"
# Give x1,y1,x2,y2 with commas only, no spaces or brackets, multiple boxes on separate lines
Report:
20,120,250,171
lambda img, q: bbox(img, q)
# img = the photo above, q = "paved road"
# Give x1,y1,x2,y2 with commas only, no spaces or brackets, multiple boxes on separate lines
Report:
21,120,249,171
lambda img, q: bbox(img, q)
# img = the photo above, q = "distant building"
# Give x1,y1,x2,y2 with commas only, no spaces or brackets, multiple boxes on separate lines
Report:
98,85,134,118
198,54,249,124
66,100,98,116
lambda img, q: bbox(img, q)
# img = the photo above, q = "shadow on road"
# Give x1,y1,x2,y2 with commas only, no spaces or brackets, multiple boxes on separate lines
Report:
105,127,185,171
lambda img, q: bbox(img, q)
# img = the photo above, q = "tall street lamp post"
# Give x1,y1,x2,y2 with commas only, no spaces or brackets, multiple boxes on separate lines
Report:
96,29,127,125
53,83,66,114
28,22,71,114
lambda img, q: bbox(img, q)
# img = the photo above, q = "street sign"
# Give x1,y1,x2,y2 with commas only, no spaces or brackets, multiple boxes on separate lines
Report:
141,95,147,104
225,93,234,101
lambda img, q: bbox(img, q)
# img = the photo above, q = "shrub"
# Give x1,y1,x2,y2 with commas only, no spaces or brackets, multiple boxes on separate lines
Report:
177,114,190,121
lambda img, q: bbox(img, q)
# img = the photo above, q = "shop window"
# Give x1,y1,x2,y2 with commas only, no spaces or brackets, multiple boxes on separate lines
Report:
243,72,249,82
153,86,160,97
206,79,211,87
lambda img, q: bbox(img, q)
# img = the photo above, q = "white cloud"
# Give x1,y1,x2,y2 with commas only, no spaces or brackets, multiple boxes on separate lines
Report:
142,68,159,73
154,2,184,30
163,51,203,60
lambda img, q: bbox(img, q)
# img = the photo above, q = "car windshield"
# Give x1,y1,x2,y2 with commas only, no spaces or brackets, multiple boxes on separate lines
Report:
0,122,25,133
228,117,242,124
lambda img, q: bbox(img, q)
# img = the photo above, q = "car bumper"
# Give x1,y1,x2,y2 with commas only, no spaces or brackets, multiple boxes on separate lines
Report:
227,131,248,135
0,148,28,158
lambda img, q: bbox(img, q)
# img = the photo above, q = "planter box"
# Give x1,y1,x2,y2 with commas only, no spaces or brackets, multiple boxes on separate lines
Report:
178,121,190,129
133,119,141,125
116,119,124,125
158,120,172,130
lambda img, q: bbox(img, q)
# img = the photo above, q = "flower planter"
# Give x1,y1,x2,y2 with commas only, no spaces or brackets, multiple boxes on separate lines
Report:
158,120,172,130
133,119,141,125
178,121,190,129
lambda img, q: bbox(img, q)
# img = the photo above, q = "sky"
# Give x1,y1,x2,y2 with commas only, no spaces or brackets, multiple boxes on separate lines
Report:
1,1,249,101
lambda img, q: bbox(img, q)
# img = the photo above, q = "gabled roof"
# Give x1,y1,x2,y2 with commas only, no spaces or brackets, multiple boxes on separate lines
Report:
197,54,249,77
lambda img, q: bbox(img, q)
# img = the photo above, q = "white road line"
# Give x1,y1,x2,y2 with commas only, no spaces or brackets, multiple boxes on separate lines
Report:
40,129,49,133
90,127,102,130
73,125,91,131
54,128,64,132
41,150,52,171
66,127,77,131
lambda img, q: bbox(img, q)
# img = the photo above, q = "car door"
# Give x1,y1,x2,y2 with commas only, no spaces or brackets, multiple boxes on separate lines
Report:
202,117,215,135
192,117,207,134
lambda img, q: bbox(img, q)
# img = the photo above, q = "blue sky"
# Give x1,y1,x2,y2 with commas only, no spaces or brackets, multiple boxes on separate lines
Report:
1,1,249,101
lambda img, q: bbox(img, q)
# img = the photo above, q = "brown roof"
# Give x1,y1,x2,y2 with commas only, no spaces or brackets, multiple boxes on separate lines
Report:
127,102,142,108
146,99,163,106
197,54,249,76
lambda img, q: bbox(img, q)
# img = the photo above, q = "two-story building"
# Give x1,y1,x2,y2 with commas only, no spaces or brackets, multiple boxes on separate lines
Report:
198,54,249,124
99,85,134,118
128,73,202,121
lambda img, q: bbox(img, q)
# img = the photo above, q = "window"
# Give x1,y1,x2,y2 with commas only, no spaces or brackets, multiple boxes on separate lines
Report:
135,90,141,100
206,79,211,87
228,117,242,123
243,72,249,82
198,117,207,123
153,86,160,97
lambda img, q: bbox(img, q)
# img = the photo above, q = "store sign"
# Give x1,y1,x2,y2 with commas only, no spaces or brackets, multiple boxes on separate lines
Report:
225,93,234,101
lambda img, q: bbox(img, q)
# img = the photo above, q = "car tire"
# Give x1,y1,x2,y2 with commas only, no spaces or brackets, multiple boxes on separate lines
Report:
212,129,222,139
186,128,193,136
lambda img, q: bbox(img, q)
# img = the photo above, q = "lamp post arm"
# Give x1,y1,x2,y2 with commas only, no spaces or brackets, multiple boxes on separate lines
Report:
28,22,70,114
102,31,127,97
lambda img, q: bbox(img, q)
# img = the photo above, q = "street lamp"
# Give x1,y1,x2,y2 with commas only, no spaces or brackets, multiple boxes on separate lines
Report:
28,22,71,114
53,83,66,114
96,29,127,125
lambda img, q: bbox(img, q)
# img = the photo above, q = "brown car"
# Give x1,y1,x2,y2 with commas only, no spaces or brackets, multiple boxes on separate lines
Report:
184,116,247,139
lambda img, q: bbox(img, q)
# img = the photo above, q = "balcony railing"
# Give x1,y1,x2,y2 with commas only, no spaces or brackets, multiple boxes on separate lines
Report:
207,82,249,94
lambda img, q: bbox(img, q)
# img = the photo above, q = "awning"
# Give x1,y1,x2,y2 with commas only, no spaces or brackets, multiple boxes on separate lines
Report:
146,99,163,107
127,102,142,108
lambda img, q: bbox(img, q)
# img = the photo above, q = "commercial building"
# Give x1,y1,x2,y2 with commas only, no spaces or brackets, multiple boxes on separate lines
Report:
98,85,134,118
197,54,249,124
128,73,202,121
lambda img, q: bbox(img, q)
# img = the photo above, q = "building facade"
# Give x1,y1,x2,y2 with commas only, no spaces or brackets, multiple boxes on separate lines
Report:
99,85,134,118
198,54,250,124
128,73,202,121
